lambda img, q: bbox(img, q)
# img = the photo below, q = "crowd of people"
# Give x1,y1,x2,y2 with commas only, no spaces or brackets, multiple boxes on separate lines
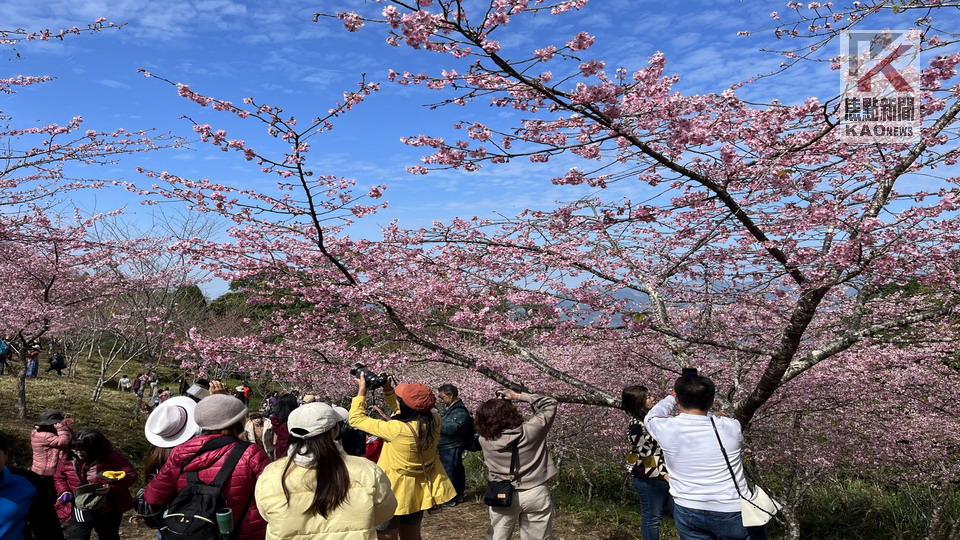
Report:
0,366,773,540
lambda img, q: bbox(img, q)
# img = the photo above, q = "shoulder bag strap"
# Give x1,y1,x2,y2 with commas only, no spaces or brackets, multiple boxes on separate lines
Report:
178,436,238,477
211,442,251,488
709,417,744,499
404,421,438,506
508,440,521,483
711,417,780,520
229,476,257,540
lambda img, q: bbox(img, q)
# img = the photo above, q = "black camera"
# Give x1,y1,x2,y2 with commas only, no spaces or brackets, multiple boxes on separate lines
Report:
349,362,389,390
681,367,698,378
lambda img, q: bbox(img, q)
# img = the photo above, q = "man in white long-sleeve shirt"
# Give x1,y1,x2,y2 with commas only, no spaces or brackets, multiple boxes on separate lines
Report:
645,373,767,540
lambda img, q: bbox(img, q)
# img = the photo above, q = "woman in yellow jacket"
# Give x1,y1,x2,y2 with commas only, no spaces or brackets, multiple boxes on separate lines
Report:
349,374,456,540
255,402,398,540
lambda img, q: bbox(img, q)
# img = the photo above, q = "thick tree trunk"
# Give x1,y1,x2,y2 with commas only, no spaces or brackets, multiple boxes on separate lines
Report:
782,505,801,540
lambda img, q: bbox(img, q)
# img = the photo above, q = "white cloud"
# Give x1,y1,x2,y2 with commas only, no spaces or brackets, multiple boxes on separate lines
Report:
97,78,132,89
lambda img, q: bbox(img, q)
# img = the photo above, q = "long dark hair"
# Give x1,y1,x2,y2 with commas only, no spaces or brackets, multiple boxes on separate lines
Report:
395,398,437,451
475,399,523,440
72,430,113,463
144,446,172,480
621,385,650,419
282,430,349,518
275,394,299,424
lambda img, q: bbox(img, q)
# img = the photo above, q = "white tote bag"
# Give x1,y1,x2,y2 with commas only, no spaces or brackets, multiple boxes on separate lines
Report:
710,417,781,527
741,484,782,527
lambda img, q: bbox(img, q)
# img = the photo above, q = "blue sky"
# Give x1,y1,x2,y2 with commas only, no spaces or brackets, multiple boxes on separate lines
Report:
3,0,952,296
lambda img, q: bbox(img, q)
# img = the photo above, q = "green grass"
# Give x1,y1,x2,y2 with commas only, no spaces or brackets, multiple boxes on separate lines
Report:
0,361,161,466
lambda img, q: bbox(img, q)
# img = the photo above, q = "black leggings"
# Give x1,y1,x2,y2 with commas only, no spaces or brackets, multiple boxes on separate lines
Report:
63,511,123,540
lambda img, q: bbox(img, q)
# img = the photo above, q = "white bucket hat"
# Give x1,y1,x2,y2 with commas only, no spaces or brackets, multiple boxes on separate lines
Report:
144,396,199,448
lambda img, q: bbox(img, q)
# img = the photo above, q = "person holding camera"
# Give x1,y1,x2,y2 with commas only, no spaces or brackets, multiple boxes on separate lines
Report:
622,385,673,540
475,389,558,540
645,371,768,540
349,369,456,540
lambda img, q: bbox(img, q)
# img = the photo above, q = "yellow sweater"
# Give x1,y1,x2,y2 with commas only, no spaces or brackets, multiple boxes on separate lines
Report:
349,394,456,515
254,454,397,540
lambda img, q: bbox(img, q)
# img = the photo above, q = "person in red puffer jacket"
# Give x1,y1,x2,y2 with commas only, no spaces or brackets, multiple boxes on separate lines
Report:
53,430,138,540
269,393,299,460
145,394,270,540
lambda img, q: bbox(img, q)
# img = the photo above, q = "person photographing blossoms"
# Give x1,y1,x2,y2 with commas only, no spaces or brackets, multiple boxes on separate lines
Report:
475,389,558,540
645,371,767,540
349,372,456,540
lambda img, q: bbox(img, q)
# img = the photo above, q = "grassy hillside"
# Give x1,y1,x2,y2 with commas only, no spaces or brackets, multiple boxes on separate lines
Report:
0,364,151,464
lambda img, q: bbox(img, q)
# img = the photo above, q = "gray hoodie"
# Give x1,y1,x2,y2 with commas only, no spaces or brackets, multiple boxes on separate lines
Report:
479,394,558,490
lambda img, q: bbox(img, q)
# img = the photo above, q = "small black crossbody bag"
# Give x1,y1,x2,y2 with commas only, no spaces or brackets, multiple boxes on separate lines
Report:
483,441,520,507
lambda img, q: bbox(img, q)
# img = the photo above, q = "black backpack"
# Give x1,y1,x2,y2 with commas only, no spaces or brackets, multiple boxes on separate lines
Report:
160,438,251,540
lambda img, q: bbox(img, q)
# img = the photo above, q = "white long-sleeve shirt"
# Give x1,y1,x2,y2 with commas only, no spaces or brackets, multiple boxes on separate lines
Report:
644,395,749,512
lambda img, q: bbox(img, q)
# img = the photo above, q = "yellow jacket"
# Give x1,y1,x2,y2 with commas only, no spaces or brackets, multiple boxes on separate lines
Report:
254,453,397,540
349,393,456,515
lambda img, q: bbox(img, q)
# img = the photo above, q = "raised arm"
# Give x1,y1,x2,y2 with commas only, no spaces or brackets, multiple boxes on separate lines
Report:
349,395,404,442
50,421,73,449
518,393,558,443
644,395,676,442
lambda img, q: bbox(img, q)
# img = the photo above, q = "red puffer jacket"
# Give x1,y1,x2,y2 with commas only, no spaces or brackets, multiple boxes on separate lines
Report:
53,450,138,522
271,420,290,458
144,435,269,540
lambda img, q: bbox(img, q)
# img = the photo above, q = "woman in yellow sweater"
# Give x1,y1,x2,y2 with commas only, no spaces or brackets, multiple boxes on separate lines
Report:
349,374,456,540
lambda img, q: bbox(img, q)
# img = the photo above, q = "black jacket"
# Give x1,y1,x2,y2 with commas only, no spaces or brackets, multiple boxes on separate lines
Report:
10,467,64,540
439,400,471,450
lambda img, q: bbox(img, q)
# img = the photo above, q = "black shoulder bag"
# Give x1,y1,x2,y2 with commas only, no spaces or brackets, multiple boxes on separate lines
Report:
483,441,520,507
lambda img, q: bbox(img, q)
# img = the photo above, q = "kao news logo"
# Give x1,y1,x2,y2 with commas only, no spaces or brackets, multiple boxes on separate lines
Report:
841,30,920,144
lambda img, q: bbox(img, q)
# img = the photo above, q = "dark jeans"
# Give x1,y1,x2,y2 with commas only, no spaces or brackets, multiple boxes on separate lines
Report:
438,446,466,501
673,504,767,540
632,477,674,540
46,366,64,376
64,511,123,540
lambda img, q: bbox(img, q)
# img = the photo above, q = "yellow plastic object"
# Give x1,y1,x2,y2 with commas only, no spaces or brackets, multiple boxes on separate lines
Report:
101,471,126,481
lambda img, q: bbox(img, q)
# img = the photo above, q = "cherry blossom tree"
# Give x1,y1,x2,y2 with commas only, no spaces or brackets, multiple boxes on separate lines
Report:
128,1,960,535
0,211,135,416
0,21,173,417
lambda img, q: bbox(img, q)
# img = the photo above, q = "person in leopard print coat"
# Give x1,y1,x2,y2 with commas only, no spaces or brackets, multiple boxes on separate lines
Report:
623,385,674,540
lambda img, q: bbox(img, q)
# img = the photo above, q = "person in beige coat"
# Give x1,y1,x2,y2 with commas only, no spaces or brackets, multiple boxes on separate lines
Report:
476,390,559,540
255,402,397,540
